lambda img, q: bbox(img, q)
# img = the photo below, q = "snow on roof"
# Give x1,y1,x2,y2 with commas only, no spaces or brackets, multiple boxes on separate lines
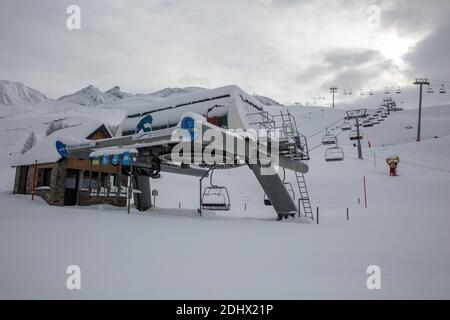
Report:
11,118,107,167
125,85,246,117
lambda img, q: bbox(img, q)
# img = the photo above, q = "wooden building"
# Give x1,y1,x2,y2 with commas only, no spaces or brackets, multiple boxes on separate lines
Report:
12,121,128,207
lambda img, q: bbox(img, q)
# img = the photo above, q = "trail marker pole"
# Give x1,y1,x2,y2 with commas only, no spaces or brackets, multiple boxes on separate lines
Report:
363,176,368,208
316,207,319,224
346,208,349,221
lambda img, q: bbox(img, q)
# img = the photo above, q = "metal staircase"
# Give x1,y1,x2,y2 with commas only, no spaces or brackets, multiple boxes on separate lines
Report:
295,171,314,219
241,99,313,220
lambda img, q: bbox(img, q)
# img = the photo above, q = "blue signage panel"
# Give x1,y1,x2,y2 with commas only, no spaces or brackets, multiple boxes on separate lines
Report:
102,155,109,166
122,151,130,166
55,140,68,158
136,115,153,133
111,154,120,166
180,116,198,140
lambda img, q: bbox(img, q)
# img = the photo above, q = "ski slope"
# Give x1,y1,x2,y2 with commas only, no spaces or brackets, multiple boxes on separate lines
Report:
0,104,450,299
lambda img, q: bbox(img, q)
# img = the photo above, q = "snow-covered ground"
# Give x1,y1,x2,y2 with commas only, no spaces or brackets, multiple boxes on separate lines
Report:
1,100,450,299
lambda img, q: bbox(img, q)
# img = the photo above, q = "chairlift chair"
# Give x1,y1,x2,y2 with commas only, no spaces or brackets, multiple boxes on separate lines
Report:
341,121,352,131
349,129,363,140
201,169,230,211
369,89,374,96
396,87,402,94
322,133,338,145
427,86,434,94
439,84,446,94
363,119,373,127
325,146,345,162
384,87,390,94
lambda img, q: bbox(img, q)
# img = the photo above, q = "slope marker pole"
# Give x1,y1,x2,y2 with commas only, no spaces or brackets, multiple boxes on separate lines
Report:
363,176,368,209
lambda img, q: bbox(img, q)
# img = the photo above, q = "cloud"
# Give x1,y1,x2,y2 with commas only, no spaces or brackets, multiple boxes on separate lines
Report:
405,21,450,81
323,49,381,68
0,0,449,107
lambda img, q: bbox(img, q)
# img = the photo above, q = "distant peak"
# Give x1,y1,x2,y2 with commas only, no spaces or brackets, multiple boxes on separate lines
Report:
104,86,131,100
0,80,47,106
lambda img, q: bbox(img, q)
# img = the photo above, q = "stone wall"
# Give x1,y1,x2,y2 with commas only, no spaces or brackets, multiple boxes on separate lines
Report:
12,167,21,194
14,160,130,208
48,161,67,206
18,161,67,206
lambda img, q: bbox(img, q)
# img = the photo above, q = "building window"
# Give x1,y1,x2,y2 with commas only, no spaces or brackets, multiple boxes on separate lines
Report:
40,168,52,187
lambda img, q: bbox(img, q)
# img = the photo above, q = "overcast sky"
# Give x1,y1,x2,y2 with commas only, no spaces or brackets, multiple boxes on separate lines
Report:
1,0,450,108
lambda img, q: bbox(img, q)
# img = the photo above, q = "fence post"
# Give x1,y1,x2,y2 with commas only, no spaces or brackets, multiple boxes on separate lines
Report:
346,208,349,221
316,207,319,225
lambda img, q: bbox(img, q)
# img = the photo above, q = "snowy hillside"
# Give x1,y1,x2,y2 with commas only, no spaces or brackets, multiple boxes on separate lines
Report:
57,85,109,105
0,80,47,106
1,101,450,298
146,87,205,98
254,94,285,106
0,80,51,119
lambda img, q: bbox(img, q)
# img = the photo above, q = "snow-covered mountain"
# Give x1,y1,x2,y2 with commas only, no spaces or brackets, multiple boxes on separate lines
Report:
58,85,285,106
254,94,284,107
147,87,205,98
0,80,285,120
58,85,206,106
104,86,132,100
57,85,109,105
0,80,48,105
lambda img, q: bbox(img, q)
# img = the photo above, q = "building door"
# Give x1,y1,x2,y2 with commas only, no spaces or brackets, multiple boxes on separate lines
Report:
64,169,79,205
18,166,28,194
